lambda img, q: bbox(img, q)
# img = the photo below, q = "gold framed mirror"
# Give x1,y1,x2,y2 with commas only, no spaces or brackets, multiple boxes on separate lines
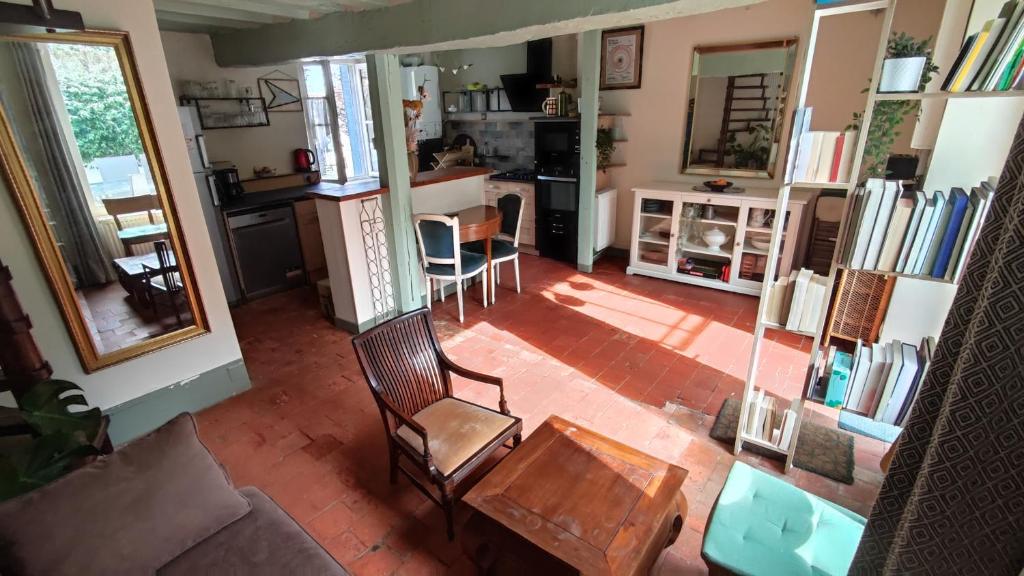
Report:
0,30,207,372
681,38,798,179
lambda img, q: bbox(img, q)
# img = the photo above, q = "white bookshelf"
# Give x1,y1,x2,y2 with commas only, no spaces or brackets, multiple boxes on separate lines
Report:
735,0,1024,472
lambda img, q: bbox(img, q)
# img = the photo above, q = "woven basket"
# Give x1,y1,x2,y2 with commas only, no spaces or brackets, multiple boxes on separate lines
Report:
827,269,895,345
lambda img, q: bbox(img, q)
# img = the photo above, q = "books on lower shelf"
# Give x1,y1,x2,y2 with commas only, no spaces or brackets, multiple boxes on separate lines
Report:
744,390,800,450
943,0,1024,92
819,337,935,427
678,257,731,281
763,268,829,333
839,179,995,282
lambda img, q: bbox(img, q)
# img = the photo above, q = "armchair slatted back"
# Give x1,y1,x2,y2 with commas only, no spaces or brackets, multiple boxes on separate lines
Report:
352,308,452,420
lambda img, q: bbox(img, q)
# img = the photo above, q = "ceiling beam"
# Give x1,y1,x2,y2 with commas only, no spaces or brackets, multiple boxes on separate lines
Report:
212,0,764,66
155,10,261,30
154,0,288,24
159,0,315,20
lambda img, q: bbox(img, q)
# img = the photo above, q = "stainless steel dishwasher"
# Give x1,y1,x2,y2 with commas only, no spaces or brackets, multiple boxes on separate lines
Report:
226,205,305,300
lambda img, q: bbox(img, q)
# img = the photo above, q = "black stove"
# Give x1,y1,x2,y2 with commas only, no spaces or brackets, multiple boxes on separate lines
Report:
490,168,536,182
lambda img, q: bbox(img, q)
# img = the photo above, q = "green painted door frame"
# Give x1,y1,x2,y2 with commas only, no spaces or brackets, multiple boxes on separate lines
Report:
366,53,423,314
576,30,600,274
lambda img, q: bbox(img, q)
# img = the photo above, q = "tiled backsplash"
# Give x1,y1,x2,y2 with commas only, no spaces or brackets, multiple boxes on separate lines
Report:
444,120,534,172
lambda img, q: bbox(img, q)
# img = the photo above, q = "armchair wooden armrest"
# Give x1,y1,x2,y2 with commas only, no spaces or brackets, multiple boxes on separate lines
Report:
379,397,439,476
438,355,509,415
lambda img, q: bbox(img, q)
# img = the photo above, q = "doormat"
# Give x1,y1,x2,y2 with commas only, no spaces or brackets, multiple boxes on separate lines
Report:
839,410,902,443
710,398,855,484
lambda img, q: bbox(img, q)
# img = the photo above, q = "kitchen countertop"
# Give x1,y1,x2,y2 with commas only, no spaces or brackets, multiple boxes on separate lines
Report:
220,182,363,212
309,166,493,202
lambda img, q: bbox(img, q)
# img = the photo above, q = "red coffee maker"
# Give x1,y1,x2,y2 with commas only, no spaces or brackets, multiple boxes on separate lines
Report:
293,148,316,172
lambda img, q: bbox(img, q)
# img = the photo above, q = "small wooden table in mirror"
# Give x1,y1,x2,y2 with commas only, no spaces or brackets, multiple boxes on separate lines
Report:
681,39,798,179
0,31,207,372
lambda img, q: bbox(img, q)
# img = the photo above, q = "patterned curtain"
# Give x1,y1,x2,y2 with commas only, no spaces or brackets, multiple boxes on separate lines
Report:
850,118,1024,574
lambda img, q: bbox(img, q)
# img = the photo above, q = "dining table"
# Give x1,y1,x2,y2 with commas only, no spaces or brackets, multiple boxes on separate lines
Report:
454,205,502,303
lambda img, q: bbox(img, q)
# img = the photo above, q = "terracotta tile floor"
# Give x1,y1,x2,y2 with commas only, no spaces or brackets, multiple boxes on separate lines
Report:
78,282,191,354
197,254,887,575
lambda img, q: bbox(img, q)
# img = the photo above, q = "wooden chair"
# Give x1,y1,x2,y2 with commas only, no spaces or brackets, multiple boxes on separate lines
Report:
140,240,184,325
413,214,488,323
351,308,522,540
102,195,168,256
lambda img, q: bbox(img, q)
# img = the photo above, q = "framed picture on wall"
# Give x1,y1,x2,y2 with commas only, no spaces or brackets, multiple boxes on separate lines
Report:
258,72,303,112
600,26,644,90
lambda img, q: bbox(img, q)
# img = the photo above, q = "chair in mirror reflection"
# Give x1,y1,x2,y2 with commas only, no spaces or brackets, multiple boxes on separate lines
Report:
0,31,205,371
681,39,798,179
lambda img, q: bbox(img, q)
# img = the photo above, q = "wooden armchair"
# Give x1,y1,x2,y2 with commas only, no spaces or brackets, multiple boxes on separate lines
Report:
351,308,522,540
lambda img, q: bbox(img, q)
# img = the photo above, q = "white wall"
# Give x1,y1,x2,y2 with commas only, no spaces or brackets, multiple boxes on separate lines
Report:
600,0,811,249
0,0,243,411
159,31,308,177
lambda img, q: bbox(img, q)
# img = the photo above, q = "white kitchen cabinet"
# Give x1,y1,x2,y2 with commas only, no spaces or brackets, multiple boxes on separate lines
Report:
485,179,536,253
627,183,808,296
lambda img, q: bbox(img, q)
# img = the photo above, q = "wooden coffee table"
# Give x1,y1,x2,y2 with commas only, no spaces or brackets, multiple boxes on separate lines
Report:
462,415,688,575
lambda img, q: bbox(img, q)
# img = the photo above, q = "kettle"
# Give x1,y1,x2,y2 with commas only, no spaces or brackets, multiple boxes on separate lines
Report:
293,148,316,172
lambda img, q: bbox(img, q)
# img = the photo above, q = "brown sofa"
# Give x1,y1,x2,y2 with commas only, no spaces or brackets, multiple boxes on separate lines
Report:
0,413,348,575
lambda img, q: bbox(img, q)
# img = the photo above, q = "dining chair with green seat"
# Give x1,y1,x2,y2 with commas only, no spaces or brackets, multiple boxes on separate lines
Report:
465,192,523,301
413,213,488,323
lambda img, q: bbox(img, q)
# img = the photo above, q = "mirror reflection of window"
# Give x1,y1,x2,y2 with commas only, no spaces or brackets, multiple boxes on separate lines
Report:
682,40,797,179
0,35,202,365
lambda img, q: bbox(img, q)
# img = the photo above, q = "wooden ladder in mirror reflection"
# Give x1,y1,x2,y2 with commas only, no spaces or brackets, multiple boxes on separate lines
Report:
710,73,774,166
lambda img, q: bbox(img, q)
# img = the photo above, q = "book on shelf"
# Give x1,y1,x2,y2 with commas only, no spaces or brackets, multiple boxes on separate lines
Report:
785,107,813,184
876,189,915,272
790,129,857,183
931,188,970,278
763,268,827,332
839,181,994,281
824,350,852,408
944,0,1024,92
829,337,934,426
743,391,798,450
785,269,814,331
901,191,937,274
863,180,900,270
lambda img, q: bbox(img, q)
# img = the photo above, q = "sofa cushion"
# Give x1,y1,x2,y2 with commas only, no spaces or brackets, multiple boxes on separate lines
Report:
395,397,517,477
0,413,251,576
159,487,348,575
702,461,866,576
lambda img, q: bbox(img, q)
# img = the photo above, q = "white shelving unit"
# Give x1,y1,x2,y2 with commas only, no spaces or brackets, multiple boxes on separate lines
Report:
735,0,1024,472
627,185,807,296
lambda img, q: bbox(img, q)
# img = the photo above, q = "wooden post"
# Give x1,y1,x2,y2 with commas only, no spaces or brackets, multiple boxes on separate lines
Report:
0,259,52,399
366,53,423,313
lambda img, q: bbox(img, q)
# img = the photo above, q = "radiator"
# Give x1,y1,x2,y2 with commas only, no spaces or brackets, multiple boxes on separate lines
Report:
94,212,166,258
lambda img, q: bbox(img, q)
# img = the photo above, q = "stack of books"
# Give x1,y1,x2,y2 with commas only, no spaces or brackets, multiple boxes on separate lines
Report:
744,390,800,450
678,257,731,281
792,130,859,184
944,0,1024,93
819,337,935,426
762,268,830,333
840,179,995,283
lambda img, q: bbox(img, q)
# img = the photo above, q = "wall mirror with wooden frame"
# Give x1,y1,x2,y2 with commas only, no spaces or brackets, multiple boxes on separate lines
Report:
681,39,798,179
0,30,207,372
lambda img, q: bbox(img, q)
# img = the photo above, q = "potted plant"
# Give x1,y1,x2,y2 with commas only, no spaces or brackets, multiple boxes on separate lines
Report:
878,32,939,93
596,128,617,172
725,122,772,170
0,380,102,500
849,34,940,177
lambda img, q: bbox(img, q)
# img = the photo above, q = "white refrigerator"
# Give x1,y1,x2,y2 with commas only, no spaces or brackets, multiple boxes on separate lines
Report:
178,106,241,304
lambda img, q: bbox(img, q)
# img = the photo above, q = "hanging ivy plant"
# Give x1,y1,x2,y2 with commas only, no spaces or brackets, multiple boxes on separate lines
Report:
847,33,940,178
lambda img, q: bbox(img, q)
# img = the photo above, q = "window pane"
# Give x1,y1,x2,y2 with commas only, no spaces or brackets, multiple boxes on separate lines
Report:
305,97,338,180
303,64,327,98
357,64,379,176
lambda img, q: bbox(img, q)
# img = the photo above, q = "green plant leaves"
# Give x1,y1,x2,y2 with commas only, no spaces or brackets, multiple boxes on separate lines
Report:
0,380,102,500
17,380,101,440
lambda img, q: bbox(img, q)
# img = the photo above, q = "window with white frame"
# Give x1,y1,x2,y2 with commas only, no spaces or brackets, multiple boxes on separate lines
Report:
302,60,378,182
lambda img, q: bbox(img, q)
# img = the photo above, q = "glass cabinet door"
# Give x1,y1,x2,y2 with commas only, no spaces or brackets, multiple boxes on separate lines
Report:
634,194,678,272
732,204,794,290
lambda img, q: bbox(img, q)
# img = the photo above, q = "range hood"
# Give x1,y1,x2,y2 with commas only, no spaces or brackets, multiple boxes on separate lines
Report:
0,0,84,34
500,39,552,113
